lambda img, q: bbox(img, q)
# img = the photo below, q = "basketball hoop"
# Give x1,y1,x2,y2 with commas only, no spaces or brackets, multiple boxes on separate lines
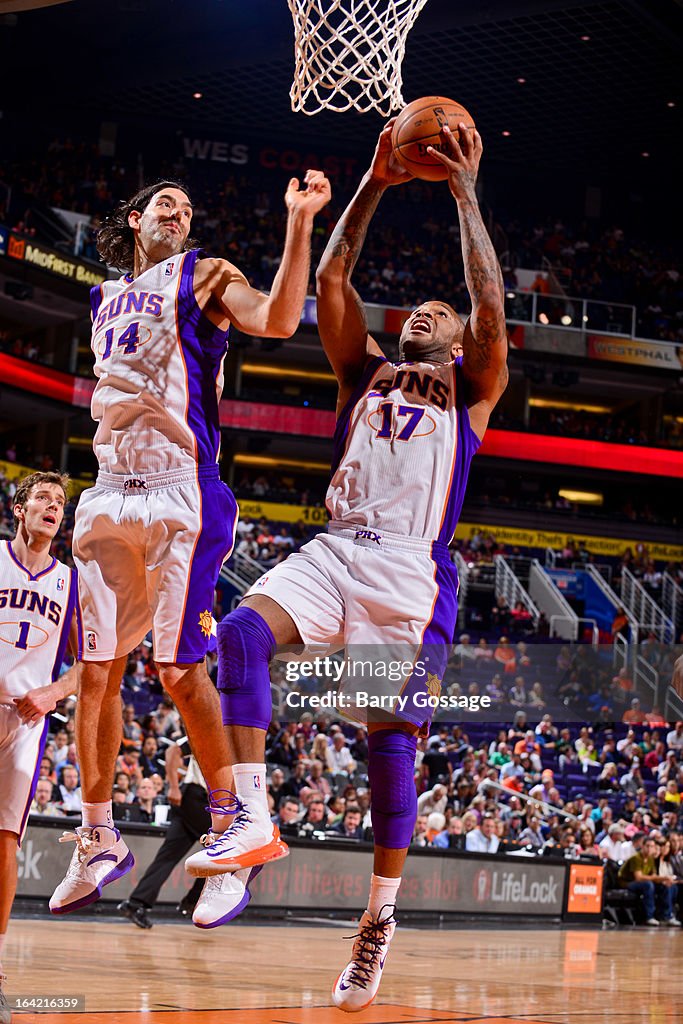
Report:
287,0,429,116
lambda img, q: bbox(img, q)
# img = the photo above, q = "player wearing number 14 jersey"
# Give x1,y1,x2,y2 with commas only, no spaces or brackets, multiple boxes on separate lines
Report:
187,122,508,1010
50,173,331,915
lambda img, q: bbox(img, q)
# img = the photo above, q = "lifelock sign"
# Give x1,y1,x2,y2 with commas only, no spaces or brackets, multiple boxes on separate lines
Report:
487,870,560,905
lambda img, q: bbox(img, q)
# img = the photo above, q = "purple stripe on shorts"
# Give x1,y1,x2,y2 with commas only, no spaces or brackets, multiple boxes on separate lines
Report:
174,468,239,663
18,715,50,846
399,558,459,728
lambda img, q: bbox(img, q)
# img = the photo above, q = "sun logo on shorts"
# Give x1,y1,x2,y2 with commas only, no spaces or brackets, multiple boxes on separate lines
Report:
426,672,442,699
198,610,213,637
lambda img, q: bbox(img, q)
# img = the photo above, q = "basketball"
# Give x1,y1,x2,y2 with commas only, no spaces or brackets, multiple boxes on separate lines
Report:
391,95,476,181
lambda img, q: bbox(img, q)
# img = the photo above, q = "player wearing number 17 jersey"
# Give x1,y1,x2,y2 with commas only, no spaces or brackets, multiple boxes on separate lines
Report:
186,122,508,1009
50,173,331,915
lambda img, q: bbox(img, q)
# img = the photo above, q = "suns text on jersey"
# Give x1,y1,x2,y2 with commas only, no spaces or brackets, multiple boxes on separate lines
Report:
369,369,450,410
94,291,165,332
0,588,63,625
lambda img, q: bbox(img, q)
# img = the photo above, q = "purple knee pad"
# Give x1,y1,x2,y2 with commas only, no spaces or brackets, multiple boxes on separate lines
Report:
367,729,418,850
216,606,275,731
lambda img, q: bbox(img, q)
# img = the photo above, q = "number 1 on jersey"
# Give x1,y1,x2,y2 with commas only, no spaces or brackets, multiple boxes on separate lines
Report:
15,620,30,650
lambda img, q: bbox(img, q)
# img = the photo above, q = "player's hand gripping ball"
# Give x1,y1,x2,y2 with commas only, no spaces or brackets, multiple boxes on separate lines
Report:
391,96,475,181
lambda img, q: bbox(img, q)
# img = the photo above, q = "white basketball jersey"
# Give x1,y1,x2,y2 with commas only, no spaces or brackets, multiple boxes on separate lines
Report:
0,542,80,701
326,356,480,543
89,249,229,476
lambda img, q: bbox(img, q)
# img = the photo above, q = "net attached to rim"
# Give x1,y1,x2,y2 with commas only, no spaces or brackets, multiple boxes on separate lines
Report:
287,0,429,116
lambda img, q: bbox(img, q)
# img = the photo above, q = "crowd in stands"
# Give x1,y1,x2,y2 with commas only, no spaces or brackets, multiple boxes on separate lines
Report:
231,467,680,529
497,406,667,448
0,330,41,362
31,653,683,923
503,218,683,344
3,136,682,343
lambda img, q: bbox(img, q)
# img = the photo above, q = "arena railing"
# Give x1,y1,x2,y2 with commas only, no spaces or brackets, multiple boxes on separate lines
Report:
585,565,639,640
504,290,636,338
549,615,599,648
633,654,659,709
494,554,540,627
662,572,683,631
477,778,579,824
528,560,578,640
620,566,675,643
665,682,683,723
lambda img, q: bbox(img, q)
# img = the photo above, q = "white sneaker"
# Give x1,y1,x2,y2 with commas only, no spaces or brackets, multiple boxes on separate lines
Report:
332,905,396,1012
0,974,11,1024
664,917,682,927
49,826,134,914
192,865,262,928
184,792,288,877
645,917,660,926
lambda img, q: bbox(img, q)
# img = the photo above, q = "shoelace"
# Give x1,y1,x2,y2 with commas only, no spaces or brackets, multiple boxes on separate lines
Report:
198,790,253,851
344,904,396,989
58,829,96,867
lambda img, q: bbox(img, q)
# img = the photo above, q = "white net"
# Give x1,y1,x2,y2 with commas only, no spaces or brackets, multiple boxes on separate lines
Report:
287,0,429,116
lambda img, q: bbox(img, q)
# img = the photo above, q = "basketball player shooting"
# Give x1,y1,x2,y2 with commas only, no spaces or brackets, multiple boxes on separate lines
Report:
184,121,507,1011
49,172,331,915
0,472,81,1016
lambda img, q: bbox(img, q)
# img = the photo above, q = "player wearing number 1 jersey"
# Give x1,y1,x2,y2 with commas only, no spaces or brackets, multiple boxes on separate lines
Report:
0,472,81,1019
50,173,331,915
185,122,507,1009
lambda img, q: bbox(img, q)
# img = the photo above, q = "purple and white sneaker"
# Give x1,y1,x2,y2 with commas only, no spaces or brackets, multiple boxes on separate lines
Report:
332,904,396,1012
192,865,263,929
49,826,134,914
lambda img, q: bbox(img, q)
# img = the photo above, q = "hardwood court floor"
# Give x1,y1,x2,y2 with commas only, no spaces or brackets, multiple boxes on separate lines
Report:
6,918,683,1023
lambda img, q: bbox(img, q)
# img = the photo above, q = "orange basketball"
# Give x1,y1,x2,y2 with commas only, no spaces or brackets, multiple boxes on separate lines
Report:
391,95,476,181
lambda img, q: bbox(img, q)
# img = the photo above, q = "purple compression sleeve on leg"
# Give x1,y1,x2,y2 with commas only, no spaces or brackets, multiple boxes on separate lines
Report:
367,729,418,849
216,606,275,731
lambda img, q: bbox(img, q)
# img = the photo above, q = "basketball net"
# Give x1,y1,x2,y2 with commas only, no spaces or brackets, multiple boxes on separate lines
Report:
287,0,429,116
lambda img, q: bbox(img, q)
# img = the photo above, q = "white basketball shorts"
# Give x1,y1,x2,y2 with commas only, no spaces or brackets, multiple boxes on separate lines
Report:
245,522,459,726
74,465,237,663
0,703,49,843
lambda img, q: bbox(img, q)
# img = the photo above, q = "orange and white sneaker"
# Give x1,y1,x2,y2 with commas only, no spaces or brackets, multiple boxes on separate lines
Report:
332,905,397,1012
184,790,288,877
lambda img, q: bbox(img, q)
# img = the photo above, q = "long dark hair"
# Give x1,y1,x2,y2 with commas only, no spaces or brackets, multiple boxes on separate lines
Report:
96,180,198,272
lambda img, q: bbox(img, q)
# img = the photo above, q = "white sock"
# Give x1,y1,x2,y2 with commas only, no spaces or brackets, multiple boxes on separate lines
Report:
82,801,113,829
367,874,401,918
232,763,269,819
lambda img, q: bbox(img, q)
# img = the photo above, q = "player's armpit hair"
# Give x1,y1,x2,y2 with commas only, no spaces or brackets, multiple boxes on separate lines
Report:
96,180,199,272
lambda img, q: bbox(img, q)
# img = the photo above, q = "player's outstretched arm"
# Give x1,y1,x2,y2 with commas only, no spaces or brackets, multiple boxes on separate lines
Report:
429,124,508,439
316,121,411,403
213,172,331,337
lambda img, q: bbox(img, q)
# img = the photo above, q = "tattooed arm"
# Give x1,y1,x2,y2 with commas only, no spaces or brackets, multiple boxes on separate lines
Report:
316,121,412,412
429,124,508,440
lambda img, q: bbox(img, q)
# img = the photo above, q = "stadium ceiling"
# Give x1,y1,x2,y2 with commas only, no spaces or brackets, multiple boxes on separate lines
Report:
1,0,681,177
